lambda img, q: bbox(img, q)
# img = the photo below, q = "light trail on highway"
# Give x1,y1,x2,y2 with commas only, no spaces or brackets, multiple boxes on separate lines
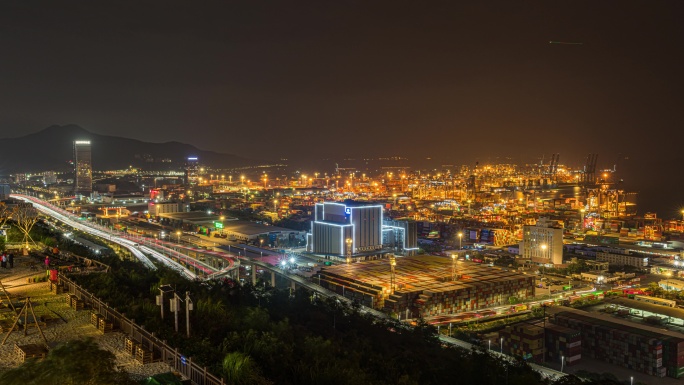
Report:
12,194,197,278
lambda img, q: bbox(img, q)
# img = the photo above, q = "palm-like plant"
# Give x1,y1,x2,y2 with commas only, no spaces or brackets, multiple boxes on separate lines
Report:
222,351,258,385
0,338,137,385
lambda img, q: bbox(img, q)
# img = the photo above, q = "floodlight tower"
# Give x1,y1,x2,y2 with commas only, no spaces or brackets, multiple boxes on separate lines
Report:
389,254,397,294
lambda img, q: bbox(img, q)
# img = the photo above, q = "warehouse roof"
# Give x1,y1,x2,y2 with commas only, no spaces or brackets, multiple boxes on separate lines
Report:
159,211,221,223
604,297,684,322
223,220,300,236
551,307,684,340
320,255,533,296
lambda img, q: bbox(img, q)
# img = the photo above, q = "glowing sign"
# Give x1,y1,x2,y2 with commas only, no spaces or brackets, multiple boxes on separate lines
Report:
74,140,91,145
356,245,381,252
345,207,351,215
214,222,224,229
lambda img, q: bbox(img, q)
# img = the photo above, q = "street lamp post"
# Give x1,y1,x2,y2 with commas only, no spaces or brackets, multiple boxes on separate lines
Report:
390,256,397,294
500,337,503,354
458,232,463,249
488,339,491,351
176,231,181,244
561,355,565,373
346,238,352,264
451,254,457,281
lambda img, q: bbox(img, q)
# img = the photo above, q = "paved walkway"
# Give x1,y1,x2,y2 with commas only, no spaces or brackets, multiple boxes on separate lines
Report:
0,254,174,380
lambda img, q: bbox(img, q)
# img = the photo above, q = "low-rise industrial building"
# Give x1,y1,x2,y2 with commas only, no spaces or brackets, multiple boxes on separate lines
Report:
156,211,306,246
659,278,684,291
318,255,535,317
596,251,649,268
220,220,306,245
158,211,219,229
551,308,684,378
149,201,183,216
651,265,684,278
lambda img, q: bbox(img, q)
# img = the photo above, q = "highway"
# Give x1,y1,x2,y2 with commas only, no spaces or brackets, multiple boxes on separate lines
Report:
244,257,390,319
124,235,237,276
11,194,196,279
437,335,566,380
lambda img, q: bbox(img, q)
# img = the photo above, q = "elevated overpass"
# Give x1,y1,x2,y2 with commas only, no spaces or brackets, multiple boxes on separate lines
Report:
13,194,193,278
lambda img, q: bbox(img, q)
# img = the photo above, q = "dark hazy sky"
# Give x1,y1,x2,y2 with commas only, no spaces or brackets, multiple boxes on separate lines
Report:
1,1,682,168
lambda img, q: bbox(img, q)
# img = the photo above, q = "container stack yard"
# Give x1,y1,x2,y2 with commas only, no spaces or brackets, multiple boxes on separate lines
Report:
552,310,677,378
499,323,544,362
496,320,583,365
317,255,535,317
545,323,583,366
662,338,684,378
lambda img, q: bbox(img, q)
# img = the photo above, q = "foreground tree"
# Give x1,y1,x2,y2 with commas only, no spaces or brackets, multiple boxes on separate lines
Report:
12,203,39,249
0,202,11,229
222,351,271,385
0,338,137,385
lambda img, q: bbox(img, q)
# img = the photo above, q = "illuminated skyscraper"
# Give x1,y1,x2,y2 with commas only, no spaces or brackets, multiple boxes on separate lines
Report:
185,156,199,185
73,140,92,195
306,202,418,259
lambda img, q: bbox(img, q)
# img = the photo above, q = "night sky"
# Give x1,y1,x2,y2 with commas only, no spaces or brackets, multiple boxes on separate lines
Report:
1,1,683,214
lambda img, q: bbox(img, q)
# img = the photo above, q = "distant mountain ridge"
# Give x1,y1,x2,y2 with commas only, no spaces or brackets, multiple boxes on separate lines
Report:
0,124,249,173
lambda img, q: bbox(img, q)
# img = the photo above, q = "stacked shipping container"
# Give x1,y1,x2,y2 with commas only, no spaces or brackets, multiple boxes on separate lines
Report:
545,323,582,365
553,312,668,377
498,321,582,365
499,323,544,362
317,255,535,317
662,338,684,378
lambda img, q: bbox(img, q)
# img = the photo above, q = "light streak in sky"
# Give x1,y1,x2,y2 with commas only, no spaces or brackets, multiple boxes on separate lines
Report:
549,41,583,45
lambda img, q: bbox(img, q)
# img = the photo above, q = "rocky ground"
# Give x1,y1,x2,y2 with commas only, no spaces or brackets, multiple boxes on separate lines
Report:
0,254,175,381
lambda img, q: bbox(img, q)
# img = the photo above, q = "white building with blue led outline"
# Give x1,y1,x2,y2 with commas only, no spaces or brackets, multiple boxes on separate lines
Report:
307,202,417,259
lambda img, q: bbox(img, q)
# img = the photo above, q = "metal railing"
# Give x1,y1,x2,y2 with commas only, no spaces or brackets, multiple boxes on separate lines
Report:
58,274,225,385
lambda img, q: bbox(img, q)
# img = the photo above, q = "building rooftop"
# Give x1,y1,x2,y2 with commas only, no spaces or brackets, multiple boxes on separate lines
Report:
320,255,532,295
222,220,299,236
550,307,684,341
158,211,221,223
604,296,684,322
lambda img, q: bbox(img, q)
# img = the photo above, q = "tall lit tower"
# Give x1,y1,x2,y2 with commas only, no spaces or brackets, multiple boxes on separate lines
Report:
73,140,92,195
185,157,199,185
389,254,397,294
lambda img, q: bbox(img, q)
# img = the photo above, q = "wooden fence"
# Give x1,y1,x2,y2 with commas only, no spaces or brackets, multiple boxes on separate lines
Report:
58,274,225,385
